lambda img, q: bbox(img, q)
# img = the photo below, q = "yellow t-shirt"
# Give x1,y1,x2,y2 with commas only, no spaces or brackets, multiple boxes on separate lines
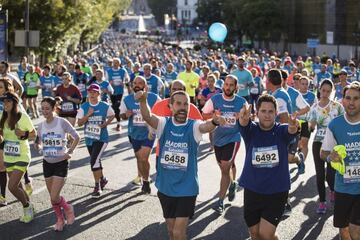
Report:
177,71,200,97
3,112,34,163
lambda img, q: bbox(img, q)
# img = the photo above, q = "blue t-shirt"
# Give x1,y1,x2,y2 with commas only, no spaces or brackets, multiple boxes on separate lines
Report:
327,115,360,194
73,72,89,98
250,76,262,95
40,75,56,97
146,74,161,95
108,67,128,95
216,79,224,88
335,82,350,101
123,92,159,140
312,63,321,74
287,86,302,112
163,71,178,97
239,122,296,194
156,118,199,197
81,101,111,146
201,87,222,100
94,81,111,102
53,75,63,88
210,94,246,146
302,91,316,106
272,87,293,116
231,68,254,97
316,71,332,86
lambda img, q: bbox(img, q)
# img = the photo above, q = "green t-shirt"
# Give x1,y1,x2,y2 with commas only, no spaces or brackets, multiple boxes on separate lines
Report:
25,72,40,96
177,71,200,97
3,112,34,163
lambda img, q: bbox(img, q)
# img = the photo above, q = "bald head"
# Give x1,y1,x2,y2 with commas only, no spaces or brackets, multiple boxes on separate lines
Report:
133,76,147,92
170,80,186,94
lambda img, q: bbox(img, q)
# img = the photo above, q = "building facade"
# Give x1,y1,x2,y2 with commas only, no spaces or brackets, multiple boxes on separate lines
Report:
177,0,198,25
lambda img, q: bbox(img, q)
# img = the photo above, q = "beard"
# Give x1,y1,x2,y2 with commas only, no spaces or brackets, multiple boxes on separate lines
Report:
133,87,144,93
223,88,234,97
173,110,188,123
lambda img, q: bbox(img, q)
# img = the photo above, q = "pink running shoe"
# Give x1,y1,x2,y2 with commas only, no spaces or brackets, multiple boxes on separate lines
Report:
64,204,75,225
316,202,327,214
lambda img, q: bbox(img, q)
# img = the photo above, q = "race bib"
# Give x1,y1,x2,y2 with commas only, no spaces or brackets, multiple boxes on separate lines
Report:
133,113,145,126
113,76,123,86
316,128,326,138
85,124,101,140
29,81,37,88
43,136,64,157
61,102,74,112
252,146,279,168
344,163,360,183
250,86,259,94
223,113,237,127
44,83,52,90
161,150,188,171
238,84,246,90
4,141,21,157
78,83,85,92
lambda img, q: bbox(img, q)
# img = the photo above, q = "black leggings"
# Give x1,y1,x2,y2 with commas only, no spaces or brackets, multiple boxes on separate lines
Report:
312,141,335,202
111,94,123,122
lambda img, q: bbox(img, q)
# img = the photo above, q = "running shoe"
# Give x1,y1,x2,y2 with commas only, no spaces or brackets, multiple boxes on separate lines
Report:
297,152,305,175
0,196,7,207
228,182,237,202
100,177,108,190
25,182,33,196
132,176,142,186
91,185,102,199
316,202,327,214
20,203,35,223
64,204,75,225
330,191,335,203
283,202,292,217
115,124,121,132
54,217,65,231
141,181,151,194
214,200,224,215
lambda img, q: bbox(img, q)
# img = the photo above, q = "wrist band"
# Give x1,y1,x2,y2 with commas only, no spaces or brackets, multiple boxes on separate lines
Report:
20,131,29,140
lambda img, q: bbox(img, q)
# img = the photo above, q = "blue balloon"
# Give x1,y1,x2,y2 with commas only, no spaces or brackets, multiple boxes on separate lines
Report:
208,23,228,42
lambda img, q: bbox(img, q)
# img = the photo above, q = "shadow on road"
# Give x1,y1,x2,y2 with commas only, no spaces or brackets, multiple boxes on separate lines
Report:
0,188,144,240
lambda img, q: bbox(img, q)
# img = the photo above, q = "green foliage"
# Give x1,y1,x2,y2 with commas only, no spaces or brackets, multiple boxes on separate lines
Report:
195,0,222,26
197,0,285,44
3,0,131,60
148,0,176,25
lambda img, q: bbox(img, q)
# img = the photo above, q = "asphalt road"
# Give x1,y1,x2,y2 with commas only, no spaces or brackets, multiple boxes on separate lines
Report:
0,117,339,240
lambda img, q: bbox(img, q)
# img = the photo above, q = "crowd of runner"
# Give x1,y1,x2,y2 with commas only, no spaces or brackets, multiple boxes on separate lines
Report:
0,35,359,240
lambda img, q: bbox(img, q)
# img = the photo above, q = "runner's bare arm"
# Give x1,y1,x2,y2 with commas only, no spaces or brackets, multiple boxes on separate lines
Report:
136,91,159,130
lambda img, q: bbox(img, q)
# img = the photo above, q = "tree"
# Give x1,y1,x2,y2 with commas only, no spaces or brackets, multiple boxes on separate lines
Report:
4,0,131,61
196,0,285,46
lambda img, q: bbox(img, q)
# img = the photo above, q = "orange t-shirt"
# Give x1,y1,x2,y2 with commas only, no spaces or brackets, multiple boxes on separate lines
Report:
151,98,203,156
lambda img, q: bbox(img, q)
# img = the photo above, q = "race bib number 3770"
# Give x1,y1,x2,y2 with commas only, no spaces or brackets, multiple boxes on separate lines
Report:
4,141,21,157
